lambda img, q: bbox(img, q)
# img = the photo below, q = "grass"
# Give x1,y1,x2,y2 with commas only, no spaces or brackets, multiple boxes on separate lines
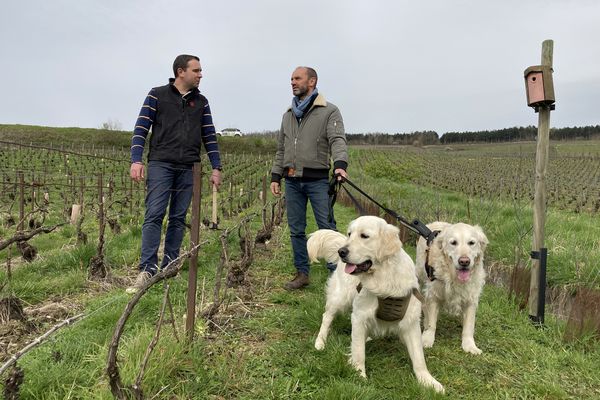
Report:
1,125,599,398
2,200,599,399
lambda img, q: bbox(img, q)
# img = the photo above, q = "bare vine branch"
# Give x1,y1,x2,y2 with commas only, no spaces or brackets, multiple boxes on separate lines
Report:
0,223,66,252
0,313,84,376
106,243,203,399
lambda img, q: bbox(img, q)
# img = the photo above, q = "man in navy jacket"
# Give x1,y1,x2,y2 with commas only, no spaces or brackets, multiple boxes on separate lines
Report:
127,54,222,293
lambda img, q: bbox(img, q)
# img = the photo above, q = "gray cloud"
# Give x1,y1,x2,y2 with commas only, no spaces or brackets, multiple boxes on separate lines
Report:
0,0,598,135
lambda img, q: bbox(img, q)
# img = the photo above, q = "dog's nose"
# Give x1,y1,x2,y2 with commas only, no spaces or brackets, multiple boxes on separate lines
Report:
458,256,471,267
338,247,349,258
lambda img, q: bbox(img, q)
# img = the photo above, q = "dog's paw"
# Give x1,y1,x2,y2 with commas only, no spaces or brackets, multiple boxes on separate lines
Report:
422,330,435,348
348,358,367,378
416,373,445,394
314,337,325,351
429,379,445,394
462,339,482,355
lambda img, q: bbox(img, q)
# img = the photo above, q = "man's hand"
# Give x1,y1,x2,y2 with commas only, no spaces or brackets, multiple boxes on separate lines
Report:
210,169,222,188
130,162,144,182
333,168,348,181
270,182,281,196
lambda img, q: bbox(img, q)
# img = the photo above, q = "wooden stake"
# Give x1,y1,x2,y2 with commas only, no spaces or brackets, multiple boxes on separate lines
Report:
211,184,218,229
529,39,553,321
186,162,202,342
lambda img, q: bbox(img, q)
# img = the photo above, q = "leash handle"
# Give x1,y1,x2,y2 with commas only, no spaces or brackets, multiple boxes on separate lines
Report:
411,219,432,239
328,174,340,195
411,219,440,245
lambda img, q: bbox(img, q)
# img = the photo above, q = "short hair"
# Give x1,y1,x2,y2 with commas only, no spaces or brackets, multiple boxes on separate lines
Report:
173,54,199,78
304,67,318,84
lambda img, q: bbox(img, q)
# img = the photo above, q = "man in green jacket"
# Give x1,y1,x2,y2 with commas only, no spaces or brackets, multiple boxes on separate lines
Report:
270,66,348,290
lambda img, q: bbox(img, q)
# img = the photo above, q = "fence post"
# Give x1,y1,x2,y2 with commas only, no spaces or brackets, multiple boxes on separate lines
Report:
186,162,202,342
211,184,218,229
262,175,267,227
31,171,36,212
229,182,233,217
18,171,24,231
97,173,105,256
129,177,133,216
79,176,85,207
529,39,554,324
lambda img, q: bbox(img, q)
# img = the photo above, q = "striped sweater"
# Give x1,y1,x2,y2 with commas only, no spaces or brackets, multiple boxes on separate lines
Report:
130,83,221,169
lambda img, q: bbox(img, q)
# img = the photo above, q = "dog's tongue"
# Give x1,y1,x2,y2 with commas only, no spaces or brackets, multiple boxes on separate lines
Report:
345,263,357,274
457,269,471,282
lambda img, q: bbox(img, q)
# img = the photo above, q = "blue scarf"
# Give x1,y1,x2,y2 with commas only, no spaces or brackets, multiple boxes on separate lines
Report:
292,88,318,120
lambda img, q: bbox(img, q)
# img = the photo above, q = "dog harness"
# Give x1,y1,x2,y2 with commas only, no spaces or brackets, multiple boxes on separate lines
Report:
356,284,425,322
425,230,440,281
425,247,436,281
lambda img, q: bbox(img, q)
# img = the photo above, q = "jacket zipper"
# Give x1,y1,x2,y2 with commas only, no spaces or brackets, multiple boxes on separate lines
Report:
180,98,186,161
291,106,317,176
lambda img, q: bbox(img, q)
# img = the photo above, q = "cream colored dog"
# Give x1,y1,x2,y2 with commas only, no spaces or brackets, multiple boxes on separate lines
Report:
415,222,489,355
308,216,444,393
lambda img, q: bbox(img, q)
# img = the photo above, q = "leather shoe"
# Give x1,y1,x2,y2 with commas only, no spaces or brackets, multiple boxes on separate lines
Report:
284,272,309,290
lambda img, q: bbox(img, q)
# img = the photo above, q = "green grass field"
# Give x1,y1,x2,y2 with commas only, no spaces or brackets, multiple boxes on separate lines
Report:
1,125,600,399
4,203,600,399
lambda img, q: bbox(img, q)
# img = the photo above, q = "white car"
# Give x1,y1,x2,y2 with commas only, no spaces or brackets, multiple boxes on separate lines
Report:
216,128,243,137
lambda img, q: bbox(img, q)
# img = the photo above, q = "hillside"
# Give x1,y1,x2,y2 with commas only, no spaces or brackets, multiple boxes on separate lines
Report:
0,124,277,155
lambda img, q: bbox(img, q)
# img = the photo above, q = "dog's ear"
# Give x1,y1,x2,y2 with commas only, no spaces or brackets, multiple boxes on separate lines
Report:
474,225,489,251
377,223,402,260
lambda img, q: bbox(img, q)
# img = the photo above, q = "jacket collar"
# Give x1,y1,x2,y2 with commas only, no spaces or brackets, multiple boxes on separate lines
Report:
287,93,326,111
168,78,200,98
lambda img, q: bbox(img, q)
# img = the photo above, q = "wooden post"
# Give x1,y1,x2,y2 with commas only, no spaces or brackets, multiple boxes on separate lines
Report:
79,177,85,207
211,184,218,229
18,171,24,232
129,177,133,216
97,174,105,256
229,182,233,217
186,162,202,342
262,175,267,227
30,172,35,212
70,204,82,225
529,39,553,322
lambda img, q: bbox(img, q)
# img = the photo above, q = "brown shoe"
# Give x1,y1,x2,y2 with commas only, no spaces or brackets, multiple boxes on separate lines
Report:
284,272,309,290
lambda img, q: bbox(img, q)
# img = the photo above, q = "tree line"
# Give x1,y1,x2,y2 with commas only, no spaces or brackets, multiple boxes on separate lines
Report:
249,125,600,145
440,125,600,144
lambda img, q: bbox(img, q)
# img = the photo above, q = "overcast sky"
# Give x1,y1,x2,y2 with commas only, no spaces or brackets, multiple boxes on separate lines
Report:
1,1,598,135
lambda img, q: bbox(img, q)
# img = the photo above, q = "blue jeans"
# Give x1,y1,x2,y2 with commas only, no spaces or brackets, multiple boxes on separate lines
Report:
285,178,337,275
140,161,194,274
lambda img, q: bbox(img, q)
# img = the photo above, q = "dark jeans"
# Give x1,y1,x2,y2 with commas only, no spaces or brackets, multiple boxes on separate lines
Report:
140,161,194,274
285,177,337,275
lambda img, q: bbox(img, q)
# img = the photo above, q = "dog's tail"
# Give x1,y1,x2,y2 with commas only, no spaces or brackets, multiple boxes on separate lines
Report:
307,229,346,264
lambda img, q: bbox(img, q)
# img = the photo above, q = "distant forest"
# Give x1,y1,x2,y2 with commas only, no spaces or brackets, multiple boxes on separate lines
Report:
347,125,600,145
251,125,600,145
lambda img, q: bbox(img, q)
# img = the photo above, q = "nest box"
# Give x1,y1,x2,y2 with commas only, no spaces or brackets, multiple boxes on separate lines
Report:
524,65,555,107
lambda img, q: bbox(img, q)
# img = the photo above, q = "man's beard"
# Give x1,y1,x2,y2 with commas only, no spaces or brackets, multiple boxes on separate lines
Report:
294,86,308,98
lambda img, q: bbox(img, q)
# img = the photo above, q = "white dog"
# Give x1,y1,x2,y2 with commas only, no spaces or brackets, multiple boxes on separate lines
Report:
415,222,489,355
308,216,444,393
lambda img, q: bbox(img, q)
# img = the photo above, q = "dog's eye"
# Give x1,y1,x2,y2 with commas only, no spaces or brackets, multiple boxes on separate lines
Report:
347,232,351,237
360,233,369,239
468,240,476,246
449,239,457,246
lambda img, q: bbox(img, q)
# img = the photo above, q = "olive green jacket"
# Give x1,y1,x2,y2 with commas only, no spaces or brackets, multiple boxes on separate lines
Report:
271,93,348,183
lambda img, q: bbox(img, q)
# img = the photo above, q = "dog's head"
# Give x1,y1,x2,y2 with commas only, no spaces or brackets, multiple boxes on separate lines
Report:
338,216,402,275
436,223,488,283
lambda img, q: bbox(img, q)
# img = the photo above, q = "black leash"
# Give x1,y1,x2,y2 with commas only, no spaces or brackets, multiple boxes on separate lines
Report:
329,175,438,245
